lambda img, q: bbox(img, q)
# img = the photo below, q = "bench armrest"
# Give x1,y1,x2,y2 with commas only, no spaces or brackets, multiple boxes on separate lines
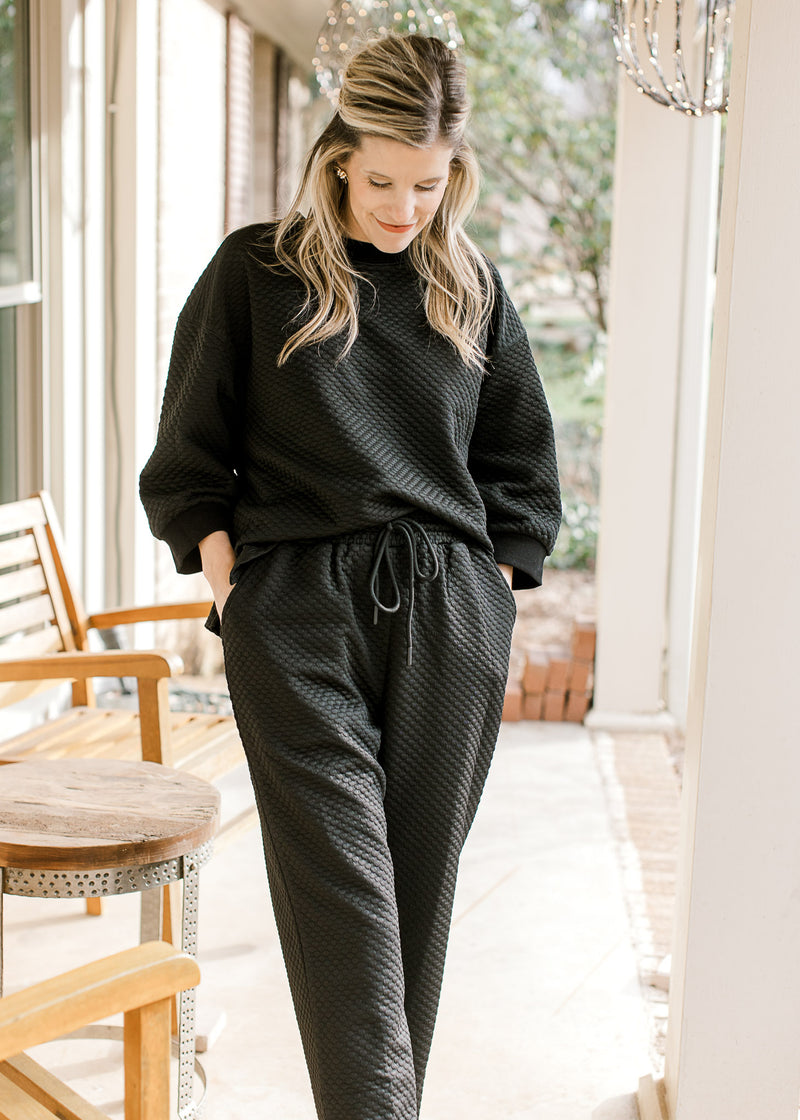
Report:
0,941,200,1060
0,649,182,683
87,602,213,628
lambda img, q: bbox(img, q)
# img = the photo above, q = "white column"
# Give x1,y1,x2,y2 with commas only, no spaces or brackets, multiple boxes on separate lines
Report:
664,119,719,730
81,0,106,611
44,0,85,575
106,0,158,608
152,0,227,608
39,1,106,610
590,73,719,729
665,2,800,1116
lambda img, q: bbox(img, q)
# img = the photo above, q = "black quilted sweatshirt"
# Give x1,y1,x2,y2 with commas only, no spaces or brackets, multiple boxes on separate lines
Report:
139,222,561,590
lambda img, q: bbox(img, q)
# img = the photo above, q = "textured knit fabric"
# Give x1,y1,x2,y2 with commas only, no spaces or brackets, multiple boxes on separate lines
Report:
139,221,560,1120
138,222,561,589
220,523,517,1120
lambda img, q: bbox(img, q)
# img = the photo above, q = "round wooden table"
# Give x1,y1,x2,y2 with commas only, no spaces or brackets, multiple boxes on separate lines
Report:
0,758,220,1120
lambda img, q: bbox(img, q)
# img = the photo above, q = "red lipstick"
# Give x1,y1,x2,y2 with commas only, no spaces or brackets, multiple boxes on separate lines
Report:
375,218,415,234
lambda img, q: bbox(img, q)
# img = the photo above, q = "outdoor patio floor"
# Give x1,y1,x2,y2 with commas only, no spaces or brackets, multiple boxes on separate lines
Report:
2,720,676,1120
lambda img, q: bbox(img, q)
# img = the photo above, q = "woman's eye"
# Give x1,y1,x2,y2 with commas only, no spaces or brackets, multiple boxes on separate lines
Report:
416,184,438,193
368,180,391,189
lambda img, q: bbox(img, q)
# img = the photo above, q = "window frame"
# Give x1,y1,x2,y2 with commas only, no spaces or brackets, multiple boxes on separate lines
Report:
0,0,43,501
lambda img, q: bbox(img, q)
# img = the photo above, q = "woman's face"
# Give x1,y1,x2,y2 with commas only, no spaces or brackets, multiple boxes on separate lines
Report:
340,136,453,253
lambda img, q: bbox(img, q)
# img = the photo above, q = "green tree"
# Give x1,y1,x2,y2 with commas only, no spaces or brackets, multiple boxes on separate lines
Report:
460,0,616,334
0,0,31,286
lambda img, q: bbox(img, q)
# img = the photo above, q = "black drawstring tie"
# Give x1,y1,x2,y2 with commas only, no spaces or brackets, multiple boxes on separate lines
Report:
369,518,440,666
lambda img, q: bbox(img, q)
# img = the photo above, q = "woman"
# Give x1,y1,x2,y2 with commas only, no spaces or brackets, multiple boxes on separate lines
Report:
140,32,561,1120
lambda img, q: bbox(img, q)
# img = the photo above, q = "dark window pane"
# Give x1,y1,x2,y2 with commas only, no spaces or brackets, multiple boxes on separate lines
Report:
0,0,33,287
0,306,17,500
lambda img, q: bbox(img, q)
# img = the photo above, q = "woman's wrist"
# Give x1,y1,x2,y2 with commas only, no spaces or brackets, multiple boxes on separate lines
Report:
199,531,236,600
498,562,513,588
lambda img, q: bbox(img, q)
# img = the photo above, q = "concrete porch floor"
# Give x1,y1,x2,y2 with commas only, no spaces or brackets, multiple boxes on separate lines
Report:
2,721,660,1119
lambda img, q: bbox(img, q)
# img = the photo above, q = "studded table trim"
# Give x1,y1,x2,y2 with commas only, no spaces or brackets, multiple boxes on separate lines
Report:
0,840,213,1119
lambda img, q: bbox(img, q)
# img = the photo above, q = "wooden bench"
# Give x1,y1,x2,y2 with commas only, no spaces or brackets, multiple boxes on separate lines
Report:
0,941,200,1120
0,492,256,850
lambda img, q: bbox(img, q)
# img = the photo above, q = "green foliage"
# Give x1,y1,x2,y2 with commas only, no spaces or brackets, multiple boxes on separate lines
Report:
0,0,30,283
550,496,599,570
0,3,17,241
545,339,604,571
536,336,604,424
459,0,617,332
457,0,616,570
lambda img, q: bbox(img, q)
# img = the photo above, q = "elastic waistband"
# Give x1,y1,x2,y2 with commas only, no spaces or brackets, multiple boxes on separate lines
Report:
340,517,459,548
240,515,465,553
233,517,458,667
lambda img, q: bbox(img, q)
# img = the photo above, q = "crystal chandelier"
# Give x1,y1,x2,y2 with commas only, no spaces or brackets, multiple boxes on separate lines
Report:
313,0,462,104
611,0,734,116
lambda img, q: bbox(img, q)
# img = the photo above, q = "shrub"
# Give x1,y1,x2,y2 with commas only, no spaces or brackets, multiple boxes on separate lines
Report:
550,496,599,571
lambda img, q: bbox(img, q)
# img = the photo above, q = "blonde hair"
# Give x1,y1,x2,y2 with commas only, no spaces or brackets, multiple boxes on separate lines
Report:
272,34,495,368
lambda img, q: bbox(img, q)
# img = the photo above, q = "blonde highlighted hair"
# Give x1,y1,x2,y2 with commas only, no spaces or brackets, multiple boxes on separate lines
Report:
272,34,495,368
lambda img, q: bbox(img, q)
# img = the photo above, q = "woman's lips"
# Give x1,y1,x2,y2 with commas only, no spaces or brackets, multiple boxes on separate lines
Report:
375,218,415,234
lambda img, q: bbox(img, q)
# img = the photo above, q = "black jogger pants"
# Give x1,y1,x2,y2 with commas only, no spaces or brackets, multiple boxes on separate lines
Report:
219,518,517,1120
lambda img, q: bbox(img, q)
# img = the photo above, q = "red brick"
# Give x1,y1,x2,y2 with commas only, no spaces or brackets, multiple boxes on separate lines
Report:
571,617,597,662
543,690,566,721
523,692,543,721
569,659,594,694
502,683,523,721
564,690,592,723
546,655,572,693
522,650,549,695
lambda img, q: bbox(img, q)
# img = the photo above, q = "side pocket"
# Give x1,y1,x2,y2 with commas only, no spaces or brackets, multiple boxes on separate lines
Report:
220,543,278,628
490,555,518,619
205,601,221,636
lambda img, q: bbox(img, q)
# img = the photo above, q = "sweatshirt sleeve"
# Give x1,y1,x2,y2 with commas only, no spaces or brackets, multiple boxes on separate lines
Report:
467,266,562,590
139,232,250,575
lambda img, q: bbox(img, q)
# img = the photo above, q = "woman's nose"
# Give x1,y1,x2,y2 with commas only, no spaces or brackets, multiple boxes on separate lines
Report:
385,192,416,222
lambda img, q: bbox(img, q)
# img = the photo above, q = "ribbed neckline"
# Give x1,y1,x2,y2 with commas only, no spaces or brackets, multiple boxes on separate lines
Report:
345,237,410,267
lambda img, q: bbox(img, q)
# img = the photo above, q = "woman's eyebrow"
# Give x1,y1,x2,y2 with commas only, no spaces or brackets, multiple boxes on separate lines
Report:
363,170,445,182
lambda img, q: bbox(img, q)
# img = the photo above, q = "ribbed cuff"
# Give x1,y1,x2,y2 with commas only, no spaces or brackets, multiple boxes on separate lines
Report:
162,502,234,574
491,533,548,589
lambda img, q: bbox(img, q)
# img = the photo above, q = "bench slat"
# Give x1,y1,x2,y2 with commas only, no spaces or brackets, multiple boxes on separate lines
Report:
0,707,243,775
0,535,39,573
0,1069,56,1119
0,628,63,662
0,707,99,753
0,498,46,538
0,1054,108,1120
0,596,55,641
0,565,47,606
0,680,67,710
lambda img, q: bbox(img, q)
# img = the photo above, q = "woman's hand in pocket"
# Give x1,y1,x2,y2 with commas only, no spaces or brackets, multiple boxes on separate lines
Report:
498,562,513,589
199,530,236,618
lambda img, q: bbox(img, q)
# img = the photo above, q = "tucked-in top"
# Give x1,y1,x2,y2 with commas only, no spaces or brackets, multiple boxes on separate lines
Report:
139,221,561,589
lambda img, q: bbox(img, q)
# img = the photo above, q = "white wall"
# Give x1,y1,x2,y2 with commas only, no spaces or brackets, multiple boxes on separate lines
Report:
590,73,719,730
40,0,106,611
666,1,800,1115
105,0,158,610
151,0,228,621
664,121,719,730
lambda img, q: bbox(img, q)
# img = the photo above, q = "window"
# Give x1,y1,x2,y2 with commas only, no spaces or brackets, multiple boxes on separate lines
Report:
0,0,38,502
0,307,16,500
0,0,33,290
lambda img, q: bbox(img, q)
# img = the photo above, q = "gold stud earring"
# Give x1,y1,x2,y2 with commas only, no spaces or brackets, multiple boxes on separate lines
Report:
335,166,348,183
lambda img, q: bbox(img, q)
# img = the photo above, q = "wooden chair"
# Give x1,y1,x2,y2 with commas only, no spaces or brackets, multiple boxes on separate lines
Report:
0,492,255,847
0,941,200,1120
